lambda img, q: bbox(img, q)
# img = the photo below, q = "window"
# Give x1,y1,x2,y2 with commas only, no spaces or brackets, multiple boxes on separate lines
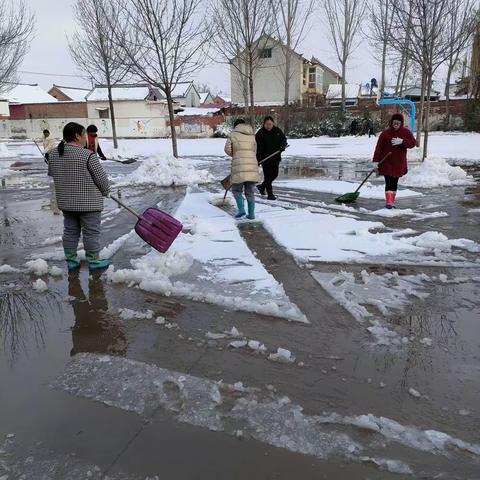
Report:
260,48,272,59
308,67,316,89
99,108,110,119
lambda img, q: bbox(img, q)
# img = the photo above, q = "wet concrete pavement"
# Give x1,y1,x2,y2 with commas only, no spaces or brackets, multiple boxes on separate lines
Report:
1,147,480,479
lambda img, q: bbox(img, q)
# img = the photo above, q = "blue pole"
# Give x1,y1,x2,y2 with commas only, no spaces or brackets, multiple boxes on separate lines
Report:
378,98,416,132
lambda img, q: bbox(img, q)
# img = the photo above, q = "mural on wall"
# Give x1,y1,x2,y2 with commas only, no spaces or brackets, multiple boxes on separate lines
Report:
0,121,9,138
99,119,109,135
131,119,153,136
183,121,202,133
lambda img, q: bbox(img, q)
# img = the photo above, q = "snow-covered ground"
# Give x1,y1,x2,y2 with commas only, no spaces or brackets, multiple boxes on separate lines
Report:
107,191,306,322
255,202,478,266
3,131,480,163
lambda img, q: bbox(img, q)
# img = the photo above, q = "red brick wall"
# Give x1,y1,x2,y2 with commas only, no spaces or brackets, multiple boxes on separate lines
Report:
224,98,475,126
9,102,88,120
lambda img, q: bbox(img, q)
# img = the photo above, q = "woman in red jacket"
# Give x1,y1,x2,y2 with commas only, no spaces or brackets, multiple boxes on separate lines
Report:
373,113,416,209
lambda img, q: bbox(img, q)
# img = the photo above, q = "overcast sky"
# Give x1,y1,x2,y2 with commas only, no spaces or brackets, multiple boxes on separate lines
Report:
20,0,437,95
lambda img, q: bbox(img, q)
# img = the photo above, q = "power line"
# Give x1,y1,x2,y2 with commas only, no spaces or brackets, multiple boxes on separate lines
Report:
19,70,81,78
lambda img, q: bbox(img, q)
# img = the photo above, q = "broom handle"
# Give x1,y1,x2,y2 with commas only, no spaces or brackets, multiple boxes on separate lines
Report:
33,139,46,159
110,195,142,220
354,152,392,194
258,149,282,166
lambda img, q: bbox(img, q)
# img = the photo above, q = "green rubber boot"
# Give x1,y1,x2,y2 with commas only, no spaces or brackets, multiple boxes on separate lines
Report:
234,197,246,219
246,200,255,220
64,249,81,272
86,251,110,272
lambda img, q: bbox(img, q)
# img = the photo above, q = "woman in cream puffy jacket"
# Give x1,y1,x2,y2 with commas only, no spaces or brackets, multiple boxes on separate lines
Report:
224,119,258,220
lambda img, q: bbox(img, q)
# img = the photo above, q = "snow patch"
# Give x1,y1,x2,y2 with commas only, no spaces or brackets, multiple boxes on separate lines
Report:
276,178,421,199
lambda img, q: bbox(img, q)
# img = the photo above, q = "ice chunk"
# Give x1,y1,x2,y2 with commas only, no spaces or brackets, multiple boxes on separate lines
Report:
49,266,63,277
268,348,295,364
32,279,48,292
408,388,421,398
229,340,247,349
247,340,267,352
25,258,49,276
155,316,166,325
0,264,18,274
118,308,153,320
420,338,433,347
206,332,227,340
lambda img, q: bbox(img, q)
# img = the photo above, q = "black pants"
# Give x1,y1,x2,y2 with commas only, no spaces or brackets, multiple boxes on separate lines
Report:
260,162,280,194
384,175,399,191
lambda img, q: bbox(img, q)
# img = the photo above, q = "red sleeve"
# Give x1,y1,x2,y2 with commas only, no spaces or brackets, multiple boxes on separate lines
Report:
373,132,386,163
403,129,417,149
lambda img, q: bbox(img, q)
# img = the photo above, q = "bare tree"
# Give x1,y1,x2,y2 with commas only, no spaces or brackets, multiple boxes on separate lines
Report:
368,0,395,97
112,0,209,158
210,0,274,124
69,0,129,149
0,1,34,93
471,22,480,99
390,0,469,159
322,0,368,115
273,0,316,106
443,0,477,128
394,0,413,95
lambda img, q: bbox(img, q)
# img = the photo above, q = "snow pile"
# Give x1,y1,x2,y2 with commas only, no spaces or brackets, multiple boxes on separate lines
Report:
0,264,19,274
118,308,153,320
276,178,421,199
0,143,11,158
402,158,474,187
107,191,306,322
32,279,48,292
103,144,139,161
114,153,214,187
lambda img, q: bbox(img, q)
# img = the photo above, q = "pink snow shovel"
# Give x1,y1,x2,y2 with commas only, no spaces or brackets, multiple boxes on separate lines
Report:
110,195,183,253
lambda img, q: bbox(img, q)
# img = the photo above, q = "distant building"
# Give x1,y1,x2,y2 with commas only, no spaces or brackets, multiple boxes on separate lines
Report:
326,84,360,107
85,84,168,137
399,86,440,102
199,91,215,105
171,82,201,107
48,85,90,102
3,83,57,105
230,35,342,107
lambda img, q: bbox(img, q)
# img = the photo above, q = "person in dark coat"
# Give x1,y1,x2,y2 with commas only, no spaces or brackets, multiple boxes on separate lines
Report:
373,113,416,209
86,124,107,160
255,116,287,200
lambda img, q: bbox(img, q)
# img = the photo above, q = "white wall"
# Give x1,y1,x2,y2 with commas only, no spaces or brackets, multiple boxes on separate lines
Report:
0,115,168,140
231,40,303,105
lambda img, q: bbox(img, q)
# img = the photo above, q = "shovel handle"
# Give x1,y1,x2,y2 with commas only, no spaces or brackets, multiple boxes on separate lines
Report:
354,152,392,194
110,195,141,220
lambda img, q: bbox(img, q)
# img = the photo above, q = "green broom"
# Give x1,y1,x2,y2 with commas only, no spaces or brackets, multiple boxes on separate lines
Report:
335,152,392,204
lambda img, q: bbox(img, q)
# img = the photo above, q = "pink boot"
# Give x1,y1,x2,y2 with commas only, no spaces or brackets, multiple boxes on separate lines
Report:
385,191,395,209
